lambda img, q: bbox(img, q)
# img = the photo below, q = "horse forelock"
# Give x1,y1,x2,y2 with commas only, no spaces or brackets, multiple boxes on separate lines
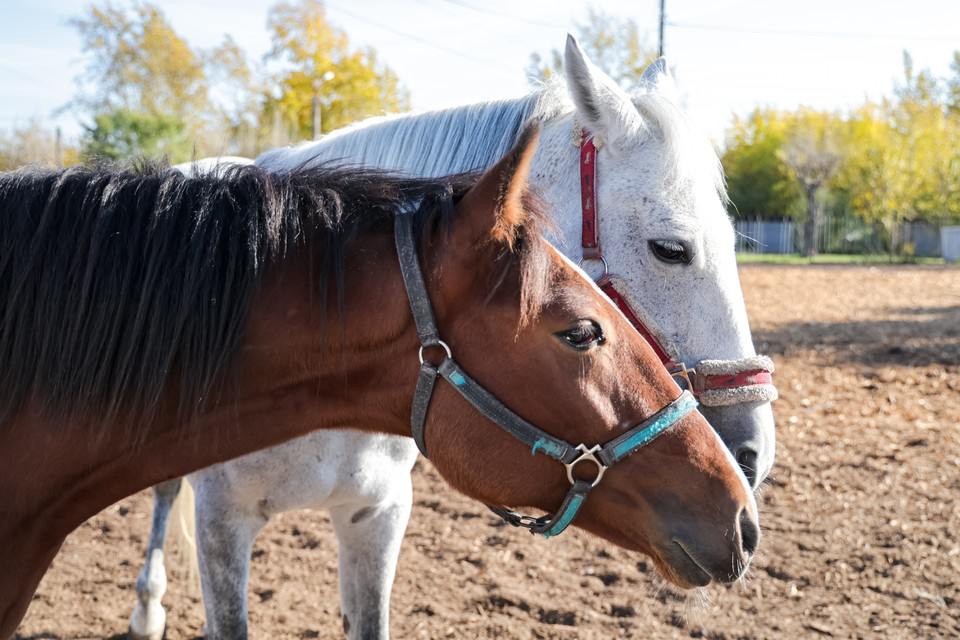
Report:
628,90,728,206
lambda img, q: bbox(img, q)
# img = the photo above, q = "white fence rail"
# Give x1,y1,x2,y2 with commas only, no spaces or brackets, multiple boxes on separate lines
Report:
735,217,947,257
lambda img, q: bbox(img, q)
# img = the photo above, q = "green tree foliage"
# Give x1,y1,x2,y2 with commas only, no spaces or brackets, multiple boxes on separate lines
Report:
722,109,805,219
527,8,656,91
263,0,409,138
81,109,190,161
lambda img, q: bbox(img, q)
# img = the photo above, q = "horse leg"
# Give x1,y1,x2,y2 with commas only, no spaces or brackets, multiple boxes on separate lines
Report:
194,476,267,640
329,475,413,640
129,478,182,640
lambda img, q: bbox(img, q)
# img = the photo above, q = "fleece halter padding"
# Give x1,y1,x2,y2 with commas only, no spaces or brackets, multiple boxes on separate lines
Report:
693,355,778,407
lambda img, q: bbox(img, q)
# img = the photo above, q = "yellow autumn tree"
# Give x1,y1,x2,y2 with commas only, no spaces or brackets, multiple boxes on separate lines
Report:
725,50,960,256
837,54,960,246
70,2,210,160
71,3,208,121
722,108,805,219
264,0,409,139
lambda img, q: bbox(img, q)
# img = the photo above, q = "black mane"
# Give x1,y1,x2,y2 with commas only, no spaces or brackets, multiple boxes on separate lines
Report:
0,162,474,427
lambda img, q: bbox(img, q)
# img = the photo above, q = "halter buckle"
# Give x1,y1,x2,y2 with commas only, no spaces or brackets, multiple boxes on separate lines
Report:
565,444,607,488
515,513,546,527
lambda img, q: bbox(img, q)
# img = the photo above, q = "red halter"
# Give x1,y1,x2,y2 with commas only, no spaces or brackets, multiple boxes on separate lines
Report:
577,130,774,397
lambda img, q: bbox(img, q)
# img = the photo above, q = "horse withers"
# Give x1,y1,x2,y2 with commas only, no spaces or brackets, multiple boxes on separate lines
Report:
0,126,755,638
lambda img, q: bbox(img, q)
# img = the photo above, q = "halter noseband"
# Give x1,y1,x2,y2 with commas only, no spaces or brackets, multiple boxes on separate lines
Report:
395,213,697,537
575,128,777,407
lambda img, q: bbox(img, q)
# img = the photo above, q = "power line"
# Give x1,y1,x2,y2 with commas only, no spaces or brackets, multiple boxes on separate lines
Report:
435,0,566,31
325,3,516,71
667,21,960,42
658,0,665,57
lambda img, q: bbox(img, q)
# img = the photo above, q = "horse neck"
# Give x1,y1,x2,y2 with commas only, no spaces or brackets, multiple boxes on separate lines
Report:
525,113,583,248
0,236,424,635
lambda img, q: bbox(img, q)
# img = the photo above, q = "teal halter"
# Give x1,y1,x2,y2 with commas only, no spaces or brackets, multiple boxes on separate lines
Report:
395,212,698,537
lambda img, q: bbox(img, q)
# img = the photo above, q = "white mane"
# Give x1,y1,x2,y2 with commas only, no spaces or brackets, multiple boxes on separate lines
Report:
256,79,726,203
256,84,563,176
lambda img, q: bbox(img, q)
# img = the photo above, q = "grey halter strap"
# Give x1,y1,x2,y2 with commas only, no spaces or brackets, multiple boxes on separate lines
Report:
394,212,698,537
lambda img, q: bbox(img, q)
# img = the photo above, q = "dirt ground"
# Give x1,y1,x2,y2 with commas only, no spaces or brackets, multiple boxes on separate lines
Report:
15,265,960,640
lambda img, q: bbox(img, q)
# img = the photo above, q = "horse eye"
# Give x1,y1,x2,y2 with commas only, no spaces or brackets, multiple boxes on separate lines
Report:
557,320,605,351
649,239,692,265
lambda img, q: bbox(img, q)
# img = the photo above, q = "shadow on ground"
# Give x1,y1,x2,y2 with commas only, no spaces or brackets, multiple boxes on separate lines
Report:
753,303,960,368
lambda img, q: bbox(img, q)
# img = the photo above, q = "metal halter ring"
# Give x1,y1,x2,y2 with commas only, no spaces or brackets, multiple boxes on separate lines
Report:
577,255,609,280
418,340,452,365
565,444,607,487
668,362,694,391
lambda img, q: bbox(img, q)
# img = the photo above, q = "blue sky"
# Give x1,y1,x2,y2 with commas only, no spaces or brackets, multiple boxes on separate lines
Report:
2,0,960,145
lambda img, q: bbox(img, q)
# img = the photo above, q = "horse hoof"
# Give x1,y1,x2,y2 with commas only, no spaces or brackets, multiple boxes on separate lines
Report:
129,603,166,640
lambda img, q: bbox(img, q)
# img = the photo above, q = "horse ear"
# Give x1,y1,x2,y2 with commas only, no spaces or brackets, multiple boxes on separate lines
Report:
456,121,541,249
563,34,639,142
641,57,680,103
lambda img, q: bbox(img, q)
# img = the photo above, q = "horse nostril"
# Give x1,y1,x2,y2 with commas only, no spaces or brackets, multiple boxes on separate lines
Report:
736,448,759,488
739,509,760,556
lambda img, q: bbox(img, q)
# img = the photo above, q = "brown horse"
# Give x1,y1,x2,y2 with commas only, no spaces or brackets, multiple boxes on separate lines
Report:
0,126,756,638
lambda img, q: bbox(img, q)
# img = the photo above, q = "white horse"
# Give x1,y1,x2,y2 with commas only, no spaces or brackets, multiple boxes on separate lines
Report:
129,37,776,640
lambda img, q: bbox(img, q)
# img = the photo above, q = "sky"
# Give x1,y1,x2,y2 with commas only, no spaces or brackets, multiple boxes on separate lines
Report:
2,0,960,146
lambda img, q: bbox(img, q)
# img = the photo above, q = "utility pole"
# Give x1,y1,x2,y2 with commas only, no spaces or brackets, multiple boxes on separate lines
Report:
658,0,666,58
311,70,336,140
54,126,62,167
312,92,321,140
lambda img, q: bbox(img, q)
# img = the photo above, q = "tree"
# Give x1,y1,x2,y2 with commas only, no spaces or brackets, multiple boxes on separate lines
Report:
947,51,960,114
263,0,409,138
721,109,805,219
203,35,267,156
527,8,656,92
835,53,960,253
68,1,412,158
779,119,841,257
69,2,209,161
725,49,960,255
0,120,79,170
70,3,209,122
81,109,190,161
